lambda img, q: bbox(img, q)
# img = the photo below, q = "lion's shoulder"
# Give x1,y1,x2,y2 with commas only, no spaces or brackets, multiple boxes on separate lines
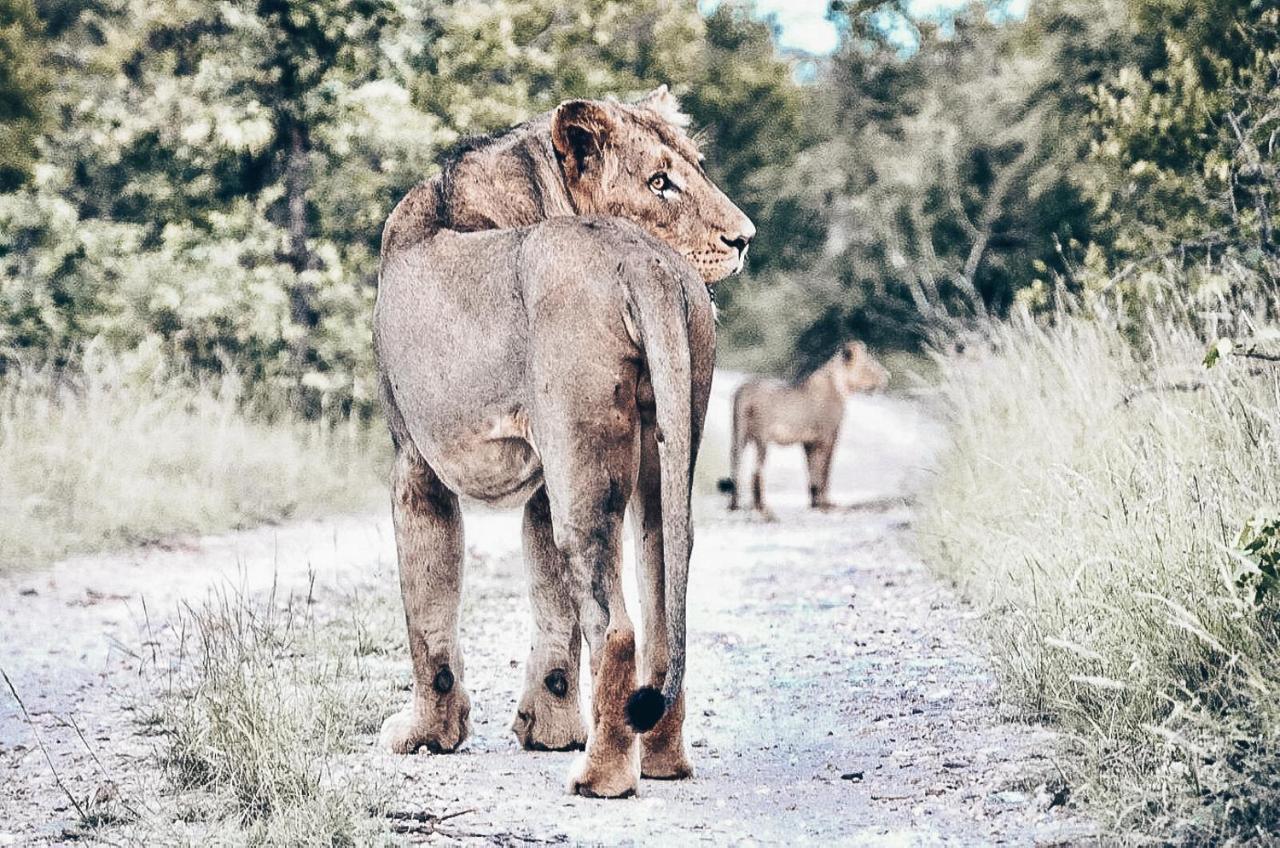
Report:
381,178,443,257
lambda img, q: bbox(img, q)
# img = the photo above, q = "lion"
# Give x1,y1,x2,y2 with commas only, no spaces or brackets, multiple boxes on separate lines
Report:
373,86,754,798
717,341,889,517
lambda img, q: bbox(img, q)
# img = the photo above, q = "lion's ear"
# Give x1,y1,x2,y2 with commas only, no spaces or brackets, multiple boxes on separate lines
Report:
636,84,689,128
551,100,615,178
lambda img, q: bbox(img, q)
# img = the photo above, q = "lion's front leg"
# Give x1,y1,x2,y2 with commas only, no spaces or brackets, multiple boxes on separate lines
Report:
380,447,473,755
512,488,587,752
804,438,836,510
632,424,694,780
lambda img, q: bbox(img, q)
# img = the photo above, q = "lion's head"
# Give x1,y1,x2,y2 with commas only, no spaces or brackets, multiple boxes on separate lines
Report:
549,86,755,285
833,341,890,395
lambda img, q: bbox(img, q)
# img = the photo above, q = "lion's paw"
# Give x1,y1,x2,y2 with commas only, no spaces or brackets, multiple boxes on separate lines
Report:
567,744,640,798
380,692,471,755
512,671,587,751
641,740,693,780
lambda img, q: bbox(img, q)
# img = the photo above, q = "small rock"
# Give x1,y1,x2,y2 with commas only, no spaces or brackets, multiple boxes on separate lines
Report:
992,790,1029,805
840,771,864,782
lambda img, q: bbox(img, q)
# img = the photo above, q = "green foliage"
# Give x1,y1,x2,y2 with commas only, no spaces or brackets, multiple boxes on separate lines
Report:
683,4,823,278
730,0,1111,367
1235,512,1280,604
411,0,704,132
1035,1,1280,315
0,0,46,191
1203,336,1233,368
0,0,816,410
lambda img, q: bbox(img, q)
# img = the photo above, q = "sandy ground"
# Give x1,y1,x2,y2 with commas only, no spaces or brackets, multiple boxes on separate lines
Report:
0,373,1093,845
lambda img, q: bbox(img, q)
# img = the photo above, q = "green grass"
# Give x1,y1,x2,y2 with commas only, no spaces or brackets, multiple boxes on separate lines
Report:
920,310,1280,843
0,361,387,568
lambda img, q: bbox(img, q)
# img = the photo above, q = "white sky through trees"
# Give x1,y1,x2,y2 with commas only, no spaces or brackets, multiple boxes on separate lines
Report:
735,0,1032,54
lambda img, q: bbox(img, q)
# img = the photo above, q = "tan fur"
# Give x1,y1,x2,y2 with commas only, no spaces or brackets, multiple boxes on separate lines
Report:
382,85,754,285
640,692,692,779
724,341,889,516
374,87,751,797
569,627,641,798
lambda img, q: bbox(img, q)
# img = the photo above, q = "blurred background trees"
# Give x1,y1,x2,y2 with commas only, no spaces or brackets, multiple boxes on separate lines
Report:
0,0,47,191
1,0,1277,407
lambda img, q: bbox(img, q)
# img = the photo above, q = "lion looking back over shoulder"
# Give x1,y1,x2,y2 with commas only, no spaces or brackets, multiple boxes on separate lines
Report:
718,341,889,517
382,85,753,284
374,86,755,799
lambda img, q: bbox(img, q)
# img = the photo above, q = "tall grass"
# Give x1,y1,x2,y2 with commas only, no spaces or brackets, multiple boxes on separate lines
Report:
0,356,386,568
920,309,1280,843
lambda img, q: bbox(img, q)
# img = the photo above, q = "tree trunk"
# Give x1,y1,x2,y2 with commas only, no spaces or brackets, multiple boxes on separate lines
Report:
285,121,319,328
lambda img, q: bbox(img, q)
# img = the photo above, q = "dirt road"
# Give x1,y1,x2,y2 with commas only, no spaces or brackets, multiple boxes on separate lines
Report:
0,374,1091,845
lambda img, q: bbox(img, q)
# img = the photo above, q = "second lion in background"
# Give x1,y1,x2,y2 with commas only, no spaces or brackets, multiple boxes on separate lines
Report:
718,341,889,518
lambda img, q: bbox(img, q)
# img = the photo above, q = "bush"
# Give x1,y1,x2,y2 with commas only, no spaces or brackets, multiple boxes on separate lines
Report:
920,296,1280,842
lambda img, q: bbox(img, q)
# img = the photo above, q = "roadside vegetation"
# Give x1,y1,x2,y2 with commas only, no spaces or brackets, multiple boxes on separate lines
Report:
0,356,385,568
921,291,1280,841
915,0,1280,840
151,583,399,844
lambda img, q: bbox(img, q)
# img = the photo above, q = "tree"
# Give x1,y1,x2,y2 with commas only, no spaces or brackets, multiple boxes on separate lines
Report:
3,0,819,412
0,0,46,190
1085,1,1280,271
746,1,1105,363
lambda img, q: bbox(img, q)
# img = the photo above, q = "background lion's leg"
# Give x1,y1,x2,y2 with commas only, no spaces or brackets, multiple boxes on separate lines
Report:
751,440,774,519
727,394,744,510
512,487,587,752
379,446,472,755
632,424,694,779
804,438,836,509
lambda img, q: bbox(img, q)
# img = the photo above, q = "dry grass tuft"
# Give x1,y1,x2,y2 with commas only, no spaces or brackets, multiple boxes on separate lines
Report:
157,581,396,845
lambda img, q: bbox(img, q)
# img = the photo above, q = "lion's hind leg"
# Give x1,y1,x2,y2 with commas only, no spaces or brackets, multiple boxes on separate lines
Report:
512,487,588,752
632,424,694,780
380,445,473,755
750,440,776,521
530,386,642,796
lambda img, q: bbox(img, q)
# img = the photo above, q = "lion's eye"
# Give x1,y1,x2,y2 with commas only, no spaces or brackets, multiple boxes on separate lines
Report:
648,172,676,195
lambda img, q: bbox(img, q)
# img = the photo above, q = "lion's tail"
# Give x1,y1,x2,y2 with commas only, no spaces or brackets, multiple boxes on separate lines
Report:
621,261,695,734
